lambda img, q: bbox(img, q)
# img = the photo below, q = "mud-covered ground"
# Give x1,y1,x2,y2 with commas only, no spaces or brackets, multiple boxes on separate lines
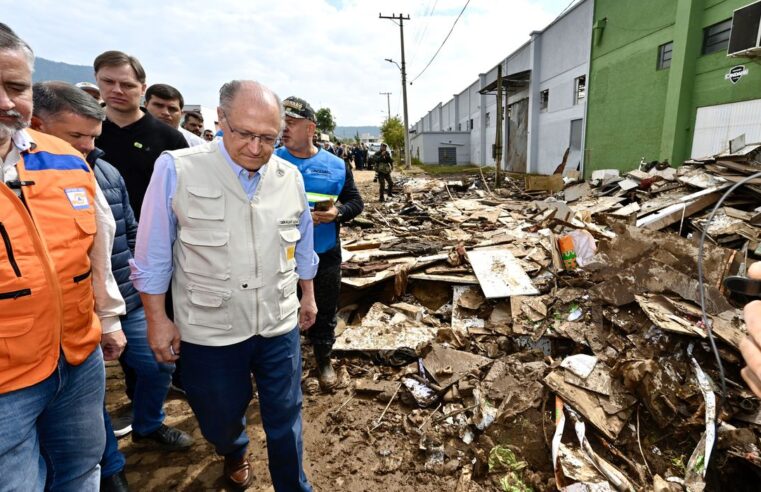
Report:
107,170,505,491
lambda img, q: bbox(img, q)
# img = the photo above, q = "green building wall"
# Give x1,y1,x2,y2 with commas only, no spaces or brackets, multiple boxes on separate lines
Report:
584,0,761,177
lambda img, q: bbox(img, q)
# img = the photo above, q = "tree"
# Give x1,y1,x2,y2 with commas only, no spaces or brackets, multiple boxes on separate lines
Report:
354,131,361,145
380,116,405,163
315,107,336,135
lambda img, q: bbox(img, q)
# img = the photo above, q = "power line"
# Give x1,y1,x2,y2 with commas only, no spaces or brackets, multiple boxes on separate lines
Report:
555,0,579,19
409,0,439,65
409,0,471,84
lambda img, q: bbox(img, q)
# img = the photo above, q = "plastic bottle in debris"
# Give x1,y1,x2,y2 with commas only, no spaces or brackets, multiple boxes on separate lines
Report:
558,235,577,270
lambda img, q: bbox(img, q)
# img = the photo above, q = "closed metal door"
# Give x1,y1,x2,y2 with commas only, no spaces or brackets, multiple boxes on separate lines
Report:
438,147,457,165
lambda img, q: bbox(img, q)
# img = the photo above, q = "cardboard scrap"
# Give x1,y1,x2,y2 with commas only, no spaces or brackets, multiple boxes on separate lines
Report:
544,370,636,440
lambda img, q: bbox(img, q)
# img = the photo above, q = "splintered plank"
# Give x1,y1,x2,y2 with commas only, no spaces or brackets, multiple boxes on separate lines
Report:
466,248,538,299
636,189,724,231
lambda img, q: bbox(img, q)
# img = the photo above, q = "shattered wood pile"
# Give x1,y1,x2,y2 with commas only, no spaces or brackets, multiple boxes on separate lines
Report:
327,146,761,491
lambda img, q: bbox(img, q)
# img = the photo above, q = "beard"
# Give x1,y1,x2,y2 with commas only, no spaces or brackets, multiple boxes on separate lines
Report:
0,109,29,141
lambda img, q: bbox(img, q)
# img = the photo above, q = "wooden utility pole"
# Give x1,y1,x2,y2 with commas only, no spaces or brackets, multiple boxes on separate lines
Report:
379,92,392,121
379,13,412,169
495,63,504,187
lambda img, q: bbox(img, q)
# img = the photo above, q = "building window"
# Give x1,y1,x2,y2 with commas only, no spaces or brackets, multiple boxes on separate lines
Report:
485,112,491,127
469,119,474,130
457,123,462,131
540,90,549,112
657,41,673,69
702,19,732,55
574,76,586,105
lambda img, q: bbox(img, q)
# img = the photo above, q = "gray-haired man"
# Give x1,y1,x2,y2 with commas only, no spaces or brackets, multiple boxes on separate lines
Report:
132,80,318,490
32,81,194,492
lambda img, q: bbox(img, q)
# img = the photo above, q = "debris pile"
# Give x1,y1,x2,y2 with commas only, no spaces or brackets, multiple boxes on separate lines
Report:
325,144,761,491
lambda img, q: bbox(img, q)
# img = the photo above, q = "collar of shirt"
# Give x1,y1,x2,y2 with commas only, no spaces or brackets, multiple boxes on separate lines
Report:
218,138,268,200
218,137,268,181
12,128,34,152
2,129,35,186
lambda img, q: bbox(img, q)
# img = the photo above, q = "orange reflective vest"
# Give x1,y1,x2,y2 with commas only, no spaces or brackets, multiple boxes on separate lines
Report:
0,129,101,394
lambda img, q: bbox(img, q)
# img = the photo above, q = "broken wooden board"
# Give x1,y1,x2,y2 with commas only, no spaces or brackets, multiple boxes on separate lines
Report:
571,196,627,217
342,254,447,289
636,191,723,231
610,202,640,217
333,302,437,352
544,370,636,440
422,344,492,389
564,182,591,203
467,248,539,299
409,273,479,284
525,173,564,193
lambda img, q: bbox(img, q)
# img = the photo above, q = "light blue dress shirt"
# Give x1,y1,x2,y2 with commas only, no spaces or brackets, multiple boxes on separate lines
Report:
130,141,319,295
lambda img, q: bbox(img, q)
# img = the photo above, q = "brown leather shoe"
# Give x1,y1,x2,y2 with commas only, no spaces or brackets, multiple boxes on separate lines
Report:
223,453,254,490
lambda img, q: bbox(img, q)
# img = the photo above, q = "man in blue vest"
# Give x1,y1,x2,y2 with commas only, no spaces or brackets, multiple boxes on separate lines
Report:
276,96,364,390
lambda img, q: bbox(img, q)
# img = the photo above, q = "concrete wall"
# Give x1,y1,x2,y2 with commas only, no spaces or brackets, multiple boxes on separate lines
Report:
410,0,593,170
507,42,532,75
442,100,456,131
532,0,593,174
410,132,471,164
584,0,761,176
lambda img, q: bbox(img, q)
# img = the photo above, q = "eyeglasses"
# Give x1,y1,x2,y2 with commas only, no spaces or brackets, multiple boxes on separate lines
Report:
221,110,278,147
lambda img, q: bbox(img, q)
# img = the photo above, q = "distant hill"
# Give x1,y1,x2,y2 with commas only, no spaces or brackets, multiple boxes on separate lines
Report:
334,126,380,139
33,57,93,84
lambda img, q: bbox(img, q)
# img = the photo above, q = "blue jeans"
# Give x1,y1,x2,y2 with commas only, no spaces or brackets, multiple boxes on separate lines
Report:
0,346,105,492
181,327,311,492
101,306,174,477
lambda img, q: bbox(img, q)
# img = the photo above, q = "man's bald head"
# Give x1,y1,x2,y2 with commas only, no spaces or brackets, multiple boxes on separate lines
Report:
217,80,283,171
219,80,283,126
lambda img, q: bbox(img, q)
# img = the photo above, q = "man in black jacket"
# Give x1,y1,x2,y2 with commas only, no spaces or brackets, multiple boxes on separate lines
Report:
93,50,189,398
93,50,188,219
32,81,193,492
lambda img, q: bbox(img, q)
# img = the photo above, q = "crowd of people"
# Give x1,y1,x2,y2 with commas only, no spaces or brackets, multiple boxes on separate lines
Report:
0,23,366,492
7,19,761,492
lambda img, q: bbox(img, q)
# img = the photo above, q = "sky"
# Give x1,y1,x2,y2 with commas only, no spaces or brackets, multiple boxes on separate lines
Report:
5,0,575,127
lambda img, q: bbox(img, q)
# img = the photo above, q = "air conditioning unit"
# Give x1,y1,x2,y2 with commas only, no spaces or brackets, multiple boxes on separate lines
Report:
728,0,761,57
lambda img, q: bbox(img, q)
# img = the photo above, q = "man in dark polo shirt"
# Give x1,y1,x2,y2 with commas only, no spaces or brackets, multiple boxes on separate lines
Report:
94,50,187,219
94,51,189,442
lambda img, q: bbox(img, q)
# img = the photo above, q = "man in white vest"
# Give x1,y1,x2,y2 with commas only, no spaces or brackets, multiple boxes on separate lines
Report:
131,80,318,491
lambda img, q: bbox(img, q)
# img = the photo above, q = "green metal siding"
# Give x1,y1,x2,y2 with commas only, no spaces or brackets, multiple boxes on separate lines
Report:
585,0,761,177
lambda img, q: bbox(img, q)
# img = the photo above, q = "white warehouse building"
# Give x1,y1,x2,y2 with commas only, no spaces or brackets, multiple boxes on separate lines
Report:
410,0,593,175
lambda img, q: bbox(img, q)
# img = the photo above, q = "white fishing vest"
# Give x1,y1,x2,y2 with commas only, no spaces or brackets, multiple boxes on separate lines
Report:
169,141,306,346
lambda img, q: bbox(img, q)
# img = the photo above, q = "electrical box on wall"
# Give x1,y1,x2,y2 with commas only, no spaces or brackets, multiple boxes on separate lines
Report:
728,0,761,57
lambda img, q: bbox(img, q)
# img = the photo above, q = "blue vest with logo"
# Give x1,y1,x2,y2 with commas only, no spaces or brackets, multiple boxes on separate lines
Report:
275,146,346,254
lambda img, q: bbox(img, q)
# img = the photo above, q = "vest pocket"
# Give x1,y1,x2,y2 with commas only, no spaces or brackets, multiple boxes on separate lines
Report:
74,215,97,235
187,186,225,220
0,315,34,338
279,228,301,272
187,284,232,330
0,315,36,369
278,273,299,319
178,228,230,280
